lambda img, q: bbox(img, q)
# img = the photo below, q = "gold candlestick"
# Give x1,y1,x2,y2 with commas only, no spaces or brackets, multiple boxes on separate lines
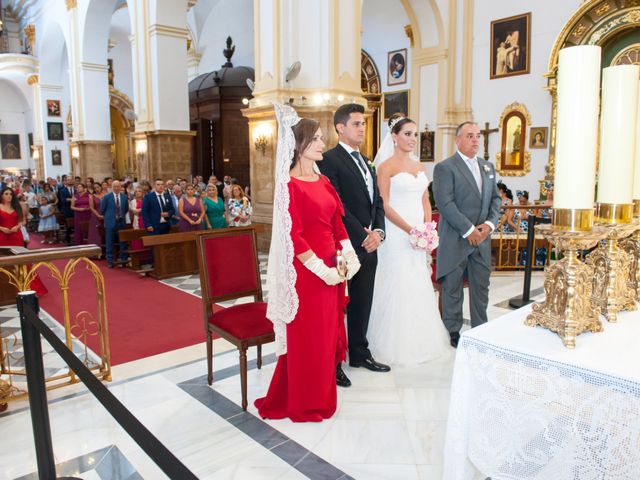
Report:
525,224,608,348
617,222,640,302
587,204,638,322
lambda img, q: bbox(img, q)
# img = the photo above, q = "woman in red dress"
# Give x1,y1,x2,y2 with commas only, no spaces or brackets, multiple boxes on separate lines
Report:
0,187,47,296
255,110,360,422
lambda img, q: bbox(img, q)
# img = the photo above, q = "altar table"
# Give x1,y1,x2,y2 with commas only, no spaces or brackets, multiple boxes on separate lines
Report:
443,305,640,480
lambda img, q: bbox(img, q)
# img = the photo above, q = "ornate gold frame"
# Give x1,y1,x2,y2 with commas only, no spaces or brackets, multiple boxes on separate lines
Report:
495,101,531,177
545,0,640,177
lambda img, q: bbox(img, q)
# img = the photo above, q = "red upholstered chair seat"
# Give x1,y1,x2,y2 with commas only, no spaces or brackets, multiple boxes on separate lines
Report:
196,227,275,411
208,302,272,340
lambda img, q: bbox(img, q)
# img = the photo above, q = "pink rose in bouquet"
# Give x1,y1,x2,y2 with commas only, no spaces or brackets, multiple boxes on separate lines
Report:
409,221,439,253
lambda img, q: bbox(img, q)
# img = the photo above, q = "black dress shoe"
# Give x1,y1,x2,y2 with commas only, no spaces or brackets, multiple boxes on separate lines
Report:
450,331,460,348
349,357,391,372
336,364,351,387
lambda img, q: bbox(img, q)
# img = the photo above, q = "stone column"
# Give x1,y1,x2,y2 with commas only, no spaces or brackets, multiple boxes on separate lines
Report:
244,0,366,238
128,0,193,180
26,75,46,178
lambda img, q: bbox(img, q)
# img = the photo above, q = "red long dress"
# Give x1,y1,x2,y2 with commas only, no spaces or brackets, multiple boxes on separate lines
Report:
255,176,349,422
0,208,47,296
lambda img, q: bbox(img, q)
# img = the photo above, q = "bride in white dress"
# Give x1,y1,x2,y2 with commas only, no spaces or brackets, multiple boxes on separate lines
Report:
368,115,450,365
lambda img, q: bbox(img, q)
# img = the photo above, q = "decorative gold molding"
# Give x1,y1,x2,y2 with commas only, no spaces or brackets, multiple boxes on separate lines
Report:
495,102,532,177
404,24,414,47
24,24,35,51
26,74,39,86
66,0,77,10
611,43,640,65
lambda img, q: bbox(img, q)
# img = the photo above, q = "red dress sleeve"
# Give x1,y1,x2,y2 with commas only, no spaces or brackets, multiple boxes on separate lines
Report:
322,176,349,242
288,181,311,255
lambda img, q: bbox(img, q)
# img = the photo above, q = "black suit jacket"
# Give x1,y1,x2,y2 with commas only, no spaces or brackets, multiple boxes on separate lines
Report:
319,144,385,250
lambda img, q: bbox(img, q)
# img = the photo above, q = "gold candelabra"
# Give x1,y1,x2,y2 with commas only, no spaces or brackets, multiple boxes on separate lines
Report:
525,222,608,348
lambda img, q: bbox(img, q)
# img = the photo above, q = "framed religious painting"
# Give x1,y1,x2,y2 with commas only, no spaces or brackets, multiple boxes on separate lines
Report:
51,149,62,166
0,134,21,159
496,102,531,176
529,127,548,149
47,122,64,141
420,127,435,162
47,99,61,117
383,90,409,119
490,13,531,79
387,48,407,86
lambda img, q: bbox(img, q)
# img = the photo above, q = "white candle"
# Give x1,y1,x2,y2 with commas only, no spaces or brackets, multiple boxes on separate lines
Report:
634,79,640,200
597,64,639,205
554,46,601,210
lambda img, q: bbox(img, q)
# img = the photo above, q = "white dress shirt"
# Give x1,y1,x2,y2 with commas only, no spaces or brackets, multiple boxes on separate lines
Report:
156,192,167,223
339,141,374,202
456,150,495,238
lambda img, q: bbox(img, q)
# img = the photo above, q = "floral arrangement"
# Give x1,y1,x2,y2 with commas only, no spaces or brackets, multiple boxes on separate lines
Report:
409,221,439,253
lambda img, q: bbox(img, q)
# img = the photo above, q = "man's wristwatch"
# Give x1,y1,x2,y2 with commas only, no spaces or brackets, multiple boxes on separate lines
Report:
373,228,386,242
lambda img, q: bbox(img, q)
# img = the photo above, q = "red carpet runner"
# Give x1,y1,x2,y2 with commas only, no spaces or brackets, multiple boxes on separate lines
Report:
30,237,217,365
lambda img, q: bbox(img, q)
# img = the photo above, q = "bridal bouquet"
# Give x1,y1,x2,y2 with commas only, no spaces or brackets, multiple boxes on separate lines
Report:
409,221,439,253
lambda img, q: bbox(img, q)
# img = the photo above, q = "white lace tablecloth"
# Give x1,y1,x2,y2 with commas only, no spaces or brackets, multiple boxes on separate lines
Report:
443,305,640,480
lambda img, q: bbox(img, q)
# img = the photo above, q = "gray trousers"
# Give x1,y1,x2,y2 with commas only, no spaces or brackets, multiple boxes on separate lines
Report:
440,248,490,333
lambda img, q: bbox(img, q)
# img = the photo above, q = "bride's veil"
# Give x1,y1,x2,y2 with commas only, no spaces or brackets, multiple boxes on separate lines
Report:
373,118,421,168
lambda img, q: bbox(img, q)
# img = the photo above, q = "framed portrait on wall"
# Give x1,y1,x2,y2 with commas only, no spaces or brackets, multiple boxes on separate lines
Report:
420,129,435,162
47,122,64,141
51,149,62,166
529,127,548,149
383,90,409,119
490,13,531,79
0,134,21,159
387,48,407,86
47,99,61,117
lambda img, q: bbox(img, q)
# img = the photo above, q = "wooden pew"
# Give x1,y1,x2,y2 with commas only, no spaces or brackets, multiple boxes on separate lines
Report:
142,225,265,280
118,228,152,271
142,231,199,279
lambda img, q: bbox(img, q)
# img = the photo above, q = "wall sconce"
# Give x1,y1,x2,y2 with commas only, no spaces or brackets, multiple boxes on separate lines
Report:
253,124,272,154
135,138,147,155
32,147,40,160
71,145,80,160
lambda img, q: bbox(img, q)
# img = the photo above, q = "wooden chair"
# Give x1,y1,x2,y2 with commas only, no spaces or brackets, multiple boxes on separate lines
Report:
195,226,274,411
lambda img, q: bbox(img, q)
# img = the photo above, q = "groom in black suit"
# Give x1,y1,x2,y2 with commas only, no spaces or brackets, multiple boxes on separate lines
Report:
320,103,390,388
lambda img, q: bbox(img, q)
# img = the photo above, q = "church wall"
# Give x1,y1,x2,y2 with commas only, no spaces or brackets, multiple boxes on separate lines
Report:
0,80,33,172
109,6,134,100
361,0,411,140
471,0,582,200
190,0,255,75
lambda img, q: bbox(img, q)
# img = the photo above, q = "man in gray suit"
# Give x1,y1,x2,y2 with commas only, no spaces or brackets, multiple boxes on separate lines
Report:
433,122,501,348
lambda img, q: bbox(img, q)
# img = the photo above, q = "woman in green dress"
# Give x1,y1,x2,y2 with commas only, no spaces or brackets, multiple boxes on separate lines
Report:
203,183,228,229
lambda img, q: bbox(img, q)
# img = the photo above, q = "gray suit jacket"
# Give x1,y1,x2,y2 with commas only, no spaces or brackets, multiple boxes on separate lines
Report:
432,152,501,280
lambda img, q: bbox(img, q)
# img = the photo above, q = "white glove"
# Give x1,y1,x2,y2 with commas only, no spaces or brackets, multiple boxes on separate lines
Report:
340,239,361,280
303,254,343,286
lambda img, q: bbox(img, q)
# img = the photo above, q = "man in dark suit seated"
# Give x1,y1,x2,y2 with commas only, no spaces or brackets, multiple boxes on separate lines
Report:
142,179,174,236
100,180,129,268
58,175,76,244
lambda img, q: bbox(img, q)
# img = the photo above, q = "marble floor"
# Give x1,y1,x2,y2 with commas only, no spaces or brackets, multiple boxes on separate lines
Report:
0,270,545,480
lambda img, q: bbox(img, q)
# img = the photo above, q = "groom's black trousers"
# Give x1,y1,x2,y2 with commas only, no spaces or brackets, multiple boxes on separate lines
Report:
346,250,377,363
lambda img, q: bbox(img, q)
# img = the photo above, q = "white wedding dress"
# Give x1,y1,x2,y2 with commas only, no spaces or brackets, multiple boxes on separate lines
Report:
368,171,450,365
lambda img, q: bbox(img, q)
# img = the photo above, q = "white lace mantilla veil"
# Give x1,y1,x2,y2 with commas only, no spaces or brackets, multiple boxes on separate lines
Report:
266,103,320,356
373,118,420,168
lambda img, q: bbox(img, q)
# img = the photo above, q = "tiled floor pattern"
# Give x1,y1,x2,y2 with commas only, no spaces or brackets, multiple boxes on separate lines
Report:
1,265,545,479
